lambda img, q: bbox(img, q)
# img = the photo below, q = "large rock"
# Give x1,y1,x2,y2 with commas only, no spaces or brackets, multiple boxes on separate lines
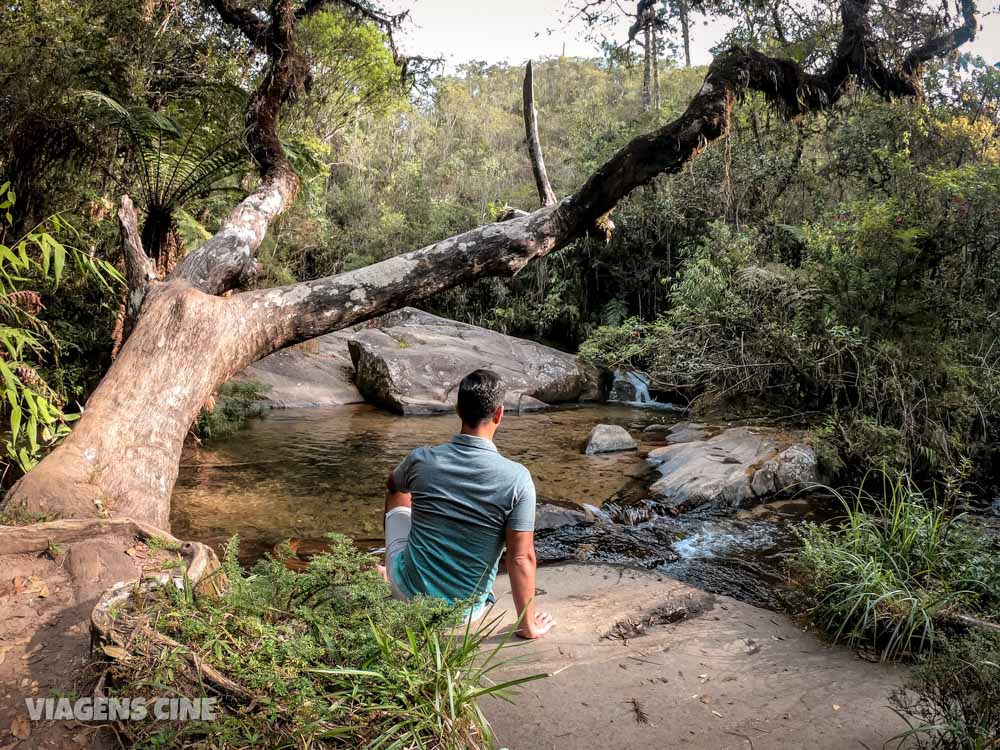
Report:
583,424,638,455
238,333,363,408
646,426,818,512
347,308,599,415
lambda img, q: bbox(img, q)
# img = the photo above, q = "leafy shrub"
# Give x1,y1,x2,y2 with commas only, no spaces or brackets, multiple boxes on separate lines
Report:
792,474,1000,660
194,380,271,441
889,631,1000,749
0,185,122,476
580,174,1000,479
109,535,540,749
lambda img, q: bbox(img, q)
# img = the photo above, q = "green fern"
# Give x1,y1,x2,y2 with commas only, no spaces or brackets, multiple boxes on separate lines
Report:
79,91,249,260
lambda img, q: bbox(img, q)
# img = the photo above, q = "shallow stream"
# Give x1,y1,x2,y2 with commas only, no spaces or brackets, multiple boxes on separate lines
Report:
171,404,837,610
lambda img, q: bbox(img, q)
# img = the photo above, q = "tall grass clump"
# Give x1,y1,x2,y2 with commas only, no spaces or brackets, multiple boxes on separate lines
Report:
792,473,1000,660
888,630,1000,749
102,534,541,749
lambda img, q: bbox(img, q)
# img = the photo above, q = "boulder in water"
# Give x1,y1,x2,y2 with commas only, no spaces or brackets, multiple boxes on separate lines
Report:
584,424,639,455
348,308,599,415
535,503,593,531
641,422,707,444
646,426,817,512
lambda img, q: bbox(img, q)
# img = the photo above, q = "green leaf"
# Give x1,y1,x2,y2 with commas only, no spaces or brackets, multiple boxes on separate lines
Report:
52,242,65,286
25,415,38,453
9,403,21,443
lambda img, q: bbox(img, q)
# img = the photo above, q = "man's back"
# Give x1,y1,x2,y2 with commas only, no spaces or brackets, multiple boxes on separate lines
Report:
390,434,535,611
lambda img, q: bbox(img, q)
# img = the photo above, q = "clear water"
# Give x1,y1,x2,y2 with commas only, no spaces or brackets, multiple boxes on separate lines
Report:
171,404,660,561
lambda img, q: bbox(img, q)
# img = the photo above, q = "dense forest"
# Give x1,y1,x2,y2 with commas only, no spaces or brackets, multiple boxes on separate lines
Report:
1,0,999,747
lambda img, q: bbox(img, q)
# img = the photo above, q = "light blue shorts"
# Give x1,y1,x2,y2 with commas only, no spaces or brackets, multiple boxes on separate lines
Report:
383,507,490,623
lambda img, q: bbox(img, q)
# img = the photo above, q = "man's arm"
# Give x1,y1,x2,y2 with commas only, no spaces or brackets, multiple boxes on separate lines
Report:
505,528,554,639
385,470,412,514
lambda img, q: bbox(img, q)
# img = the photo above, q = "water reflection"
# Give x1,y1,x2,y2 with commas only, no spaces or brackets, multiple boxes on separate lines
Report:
171,404,660,560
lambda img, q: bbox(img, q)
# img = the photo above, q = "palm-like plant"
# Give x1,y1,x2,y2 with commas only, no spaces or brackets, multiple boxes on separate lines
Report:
80,91,249,274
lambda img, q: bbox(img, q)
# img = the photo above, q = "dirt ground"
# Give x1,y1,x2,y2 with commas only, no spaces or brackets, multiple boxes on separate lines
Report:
0,523,203,750
482,564,908,750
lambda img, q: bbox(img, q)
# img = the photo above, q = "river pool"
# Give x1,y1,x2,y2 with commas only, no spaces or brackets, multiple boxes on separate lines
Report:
171,403,838,608
172,404,660,559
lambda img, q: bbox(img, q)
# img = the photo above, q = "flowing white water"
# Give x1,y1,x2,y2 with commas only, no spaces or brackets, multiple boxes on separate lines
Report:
609,370,678,409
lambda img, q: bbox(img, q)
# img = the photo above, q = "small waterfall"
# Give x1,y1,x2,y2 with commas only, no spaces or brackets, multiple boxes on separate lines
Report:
608,370,676,409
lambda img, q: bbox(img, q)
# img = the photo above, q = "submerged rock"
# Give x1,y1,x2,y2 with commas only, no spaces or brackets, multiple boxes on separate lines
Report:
584,424,639,455
642,421,707,444
237,334,363,408
348,308,599,415
646,426,818,513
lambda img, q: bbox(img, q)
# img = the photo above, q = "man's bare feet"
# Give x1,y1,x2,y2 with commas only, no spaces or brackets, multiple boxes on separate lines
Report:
516,611,555,639
376,563,388,582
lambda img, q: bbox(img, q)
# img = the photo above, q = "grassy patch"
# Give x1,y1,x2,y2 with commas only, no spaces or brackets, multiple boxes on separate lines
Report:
0,504,54,526
792,473,1000,660
104,534,540,748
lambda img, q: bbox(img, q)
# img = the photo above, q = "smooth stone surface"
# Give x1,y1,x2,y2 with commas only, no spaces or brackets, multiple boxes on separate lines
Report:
665,421,708,444
237,333,363,408
348,308,600,415
482,564,906,750
535,503,592,531
642,421,707,444
584,424,639,455
646,426,818,512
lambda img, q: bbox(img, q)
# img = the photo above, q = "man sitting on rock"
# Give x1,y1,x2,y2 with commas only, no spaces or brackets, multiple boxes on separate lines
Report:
380,368,554,639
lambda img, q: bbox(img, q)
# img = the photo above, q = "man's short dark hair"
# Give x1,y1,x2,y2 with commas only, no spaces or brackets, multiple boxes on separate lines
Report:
456,369,505,426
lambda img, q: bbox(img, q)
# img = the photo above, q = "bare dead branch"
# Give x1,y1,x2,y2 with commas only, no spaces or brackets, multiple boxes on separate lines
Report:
523,61,558,208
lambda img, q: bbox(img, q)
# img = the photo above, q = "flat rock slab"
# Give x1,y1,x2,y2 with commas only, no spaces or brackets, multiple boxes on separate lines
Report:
584,424,639,455
237,333,363,408
645,426,818,512
348,308,599,415
481,564,906,750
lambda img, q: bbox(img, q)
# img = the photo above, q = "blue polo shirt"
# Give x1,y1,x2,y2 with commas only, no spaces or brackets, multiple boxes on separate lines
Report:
390,434,536,611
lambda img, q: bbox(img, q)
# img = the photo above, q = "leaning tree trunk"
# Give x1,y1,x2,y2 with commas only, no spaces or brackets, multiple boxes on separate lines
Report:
3,0,979,537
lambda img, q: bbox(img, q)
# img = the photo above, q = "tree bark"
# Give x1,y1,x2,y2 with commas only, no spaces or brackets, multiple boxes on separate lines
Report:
679,0,691,68
652,21,661,109
642,20,653,111
2,0,979,533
